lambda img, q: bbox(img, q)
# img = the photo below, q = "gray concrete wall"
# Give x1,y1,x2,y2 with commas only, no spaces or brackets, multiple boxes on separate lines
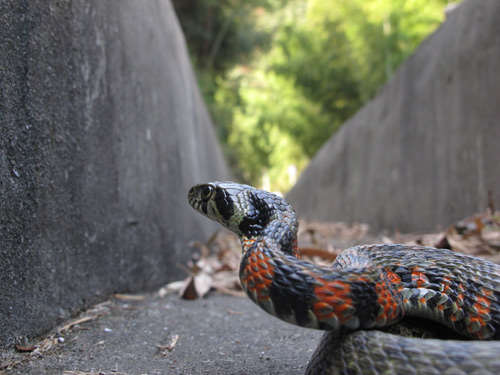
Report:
0,0,229,348
288,0,500,233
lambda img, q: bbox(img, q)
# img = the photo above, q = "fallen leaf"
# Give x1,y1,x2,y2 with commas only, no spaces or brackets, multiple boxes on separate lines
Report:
157,280,187,297
180,276,198,300
113,293,146,301
15,344,37,353
193,273,212,298
157,334,180,356
59,316,95,334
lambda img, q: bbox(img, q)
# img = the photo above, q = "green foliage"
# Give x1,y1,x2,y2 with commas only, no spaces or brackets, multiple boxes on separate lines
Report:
307,0,451,100
271,17,362,154
172,0,285,72
221,69,327,191
174,0,457,192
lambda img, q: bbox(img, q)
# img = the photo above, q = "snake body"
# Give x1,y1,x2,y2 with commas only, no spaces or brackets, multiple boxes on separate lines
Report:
188,182,500,374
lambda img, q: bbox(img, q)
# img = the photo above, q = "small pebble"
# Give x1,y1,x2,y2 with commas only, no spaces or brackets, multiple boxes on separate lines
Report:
57,337,65,343
103,327,112,333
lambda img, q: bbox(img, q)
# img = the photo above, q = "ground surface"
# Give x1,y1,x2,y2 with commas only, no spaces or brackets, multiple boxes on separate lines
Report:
1,294,321,375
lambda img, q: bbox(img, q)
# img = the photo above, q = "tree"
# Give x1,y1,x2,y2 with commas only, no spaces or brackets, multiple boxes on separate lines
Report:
175,0,457,191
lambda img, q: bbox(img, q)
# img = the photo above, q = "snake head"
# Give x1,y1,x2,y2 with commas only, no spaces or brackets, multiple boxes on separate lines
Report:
188,182,297,252
188,181,266,237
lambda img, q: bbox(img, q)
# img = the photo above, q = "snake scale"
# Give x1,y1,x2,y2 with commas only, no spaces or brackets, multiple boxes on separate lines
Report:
188,181,500,374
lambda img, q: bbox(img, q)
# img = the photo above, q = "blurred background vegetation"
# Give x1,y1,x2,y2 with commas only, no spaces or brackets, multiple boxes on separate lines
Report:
173,0,458,192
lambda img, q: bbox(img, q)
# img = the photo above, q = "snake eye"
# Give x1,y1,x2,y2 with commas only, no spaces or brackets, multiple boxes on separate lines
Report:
200,185,214,200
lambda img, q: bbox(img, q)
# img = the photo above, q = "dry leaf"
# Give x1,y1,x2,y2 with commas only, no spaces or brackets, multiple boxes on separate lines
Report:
193,273,212,298
15,345,37,353
59,316,95,334
114,293,146,301
180,276,198,300
157,334,179,356
157,280,185,297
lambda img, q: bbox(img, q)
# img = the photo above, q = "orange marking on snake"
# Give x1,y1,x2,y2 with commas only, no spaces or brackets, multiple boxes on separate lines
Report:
386,270,401,284
441,276,452,293
375,270,402,322
312,279,352,322
474,294,491,315
411,268,429,287
243,238,256,248
241,249,274,301
468,289,492,336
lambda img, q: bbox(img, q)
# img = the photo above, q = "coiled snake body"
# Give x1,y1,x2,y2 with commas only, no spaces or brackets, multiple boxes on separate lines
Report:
188,182,500,374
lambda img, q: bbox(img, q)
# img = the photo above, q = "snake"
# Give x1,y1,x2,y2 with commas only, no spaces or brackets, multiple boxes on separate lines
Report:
188,181,500,374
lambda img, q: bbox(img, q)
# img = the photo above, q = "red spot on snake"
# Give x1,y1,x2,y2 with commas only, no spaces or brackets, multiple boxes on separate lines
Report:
243,238,256,248
375,272,400,323
241,249,274,301
441,276,452,294
467,288,492,338
411,268,429,288
312,279,352,323
386,270,401,284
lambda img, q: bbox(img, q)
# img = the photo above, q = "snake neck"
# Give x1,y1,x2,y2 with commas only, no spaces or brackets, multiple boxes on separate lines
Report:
241,210,299,258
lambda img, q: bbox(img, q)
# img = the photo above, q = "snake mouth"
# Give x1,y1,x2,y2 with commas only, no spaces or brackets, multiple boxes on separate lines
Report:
187,187,202,210
188,184,216,216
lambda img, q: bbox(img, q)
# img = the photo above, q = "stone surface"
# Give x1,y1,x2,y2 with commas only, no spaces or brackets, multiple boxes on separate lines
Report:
1,294,321,375
288,0,500,233
0,0,229,348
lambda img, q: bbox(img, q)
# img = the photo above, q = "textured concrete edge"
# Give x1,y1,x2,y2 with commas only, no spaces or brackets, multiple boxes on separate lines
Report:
0,0,230,348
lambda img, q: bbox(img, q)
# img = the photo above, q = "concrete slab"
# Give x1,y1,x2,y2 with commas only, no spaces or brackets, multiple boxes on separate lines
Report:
1,294,321,375
0,0,229,348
